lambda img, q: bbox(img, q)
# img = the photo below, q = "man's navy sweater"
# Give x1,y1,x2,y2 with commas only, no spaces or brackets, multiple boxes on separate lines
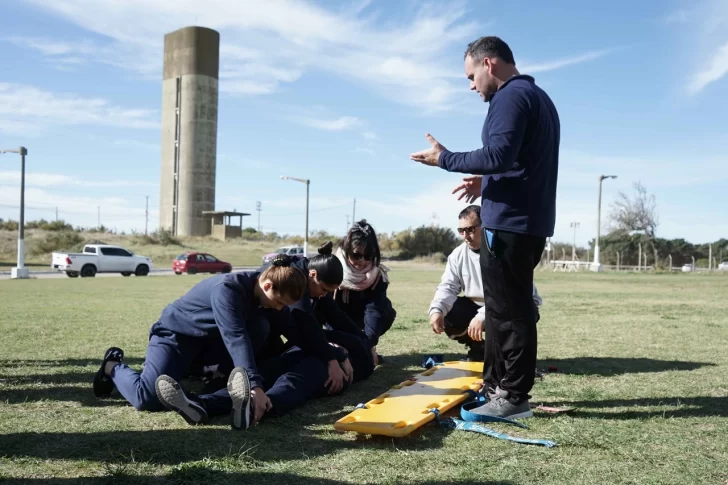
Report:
439,75,560,238
155,272,269,389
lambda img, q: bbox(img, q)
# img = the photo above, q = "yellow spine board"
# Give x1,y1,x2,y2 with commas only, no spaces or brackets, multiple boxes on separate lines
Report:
334,360,483,438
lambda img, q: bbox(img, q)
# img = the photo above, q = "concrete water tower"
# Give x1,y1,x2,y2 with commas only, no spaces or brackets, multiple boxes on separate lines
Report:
159,26,220,236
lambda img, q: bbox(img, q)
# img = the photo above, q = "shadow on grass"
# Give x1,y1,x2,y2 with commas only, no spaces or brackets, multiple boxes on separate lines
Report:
0,357,146,406
538,357,715,376
3,472,516,485
0,357,146,369
0,354,426,406
566,396,728,419
1,352,471,465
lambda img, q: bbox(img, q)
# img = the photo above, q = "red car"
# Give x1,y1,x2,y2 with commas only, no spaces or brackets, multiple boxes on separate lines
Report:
173,252,233,275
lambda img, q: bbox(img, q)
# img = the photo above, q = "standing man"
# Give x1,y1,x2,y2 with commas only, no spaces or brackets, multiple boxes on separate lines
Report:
410,36,559,419
428,205,542,362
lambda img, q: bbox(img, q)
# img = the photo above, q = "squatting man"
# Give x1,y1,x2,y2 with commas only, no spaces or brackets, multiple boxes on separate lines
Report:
428,205,542,360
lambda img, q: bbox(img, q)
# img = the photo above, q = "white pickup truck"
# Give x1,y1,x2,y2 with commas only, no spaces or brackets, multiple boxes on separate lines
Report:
51,244,154,278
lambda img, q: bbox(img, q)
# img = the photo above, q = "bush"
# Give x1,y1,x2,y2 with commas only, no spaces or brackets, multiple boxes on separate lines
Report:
132,229,182,246
25,219,75,231
411,252,448,264
0,219,19,231
30,231,84,256
395,225,459,259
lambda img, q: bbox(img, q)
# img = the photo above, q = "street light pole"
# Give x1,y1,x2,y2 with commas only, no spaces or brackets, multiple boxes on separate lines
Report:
591,174,617,272
280,176,310,256
570,221,580,261
1,146,29,279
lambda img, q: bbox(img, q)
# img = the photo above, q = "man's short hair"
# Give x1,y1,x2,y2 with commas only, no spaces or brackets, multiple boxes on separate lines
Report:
458,205,481,223
464,36,516,65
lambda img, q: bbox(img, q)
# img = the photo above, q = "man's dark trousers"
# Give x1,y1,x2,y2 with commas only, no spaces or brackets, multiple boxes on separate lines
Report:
480,228,545,404
443,296,485,360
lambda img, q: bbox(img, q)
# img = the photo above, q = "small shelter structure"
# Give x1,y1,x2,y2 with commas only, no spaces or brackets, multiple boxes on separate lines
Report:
202,210,250,240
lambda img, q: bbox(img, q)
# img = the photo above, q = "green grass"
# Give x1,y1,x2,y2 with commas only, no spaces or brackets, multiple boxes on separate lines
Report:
1,269,727,484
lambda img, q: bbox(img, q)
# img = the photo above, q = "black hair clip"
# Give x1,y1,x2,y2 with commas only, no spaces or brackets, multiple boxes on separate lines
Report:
354,222,371,237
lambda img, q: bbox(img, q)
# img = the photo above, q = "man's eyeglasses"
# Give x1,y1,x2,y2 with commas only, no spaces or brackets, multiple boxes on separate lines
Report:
351,252,373,261
457,225,479,235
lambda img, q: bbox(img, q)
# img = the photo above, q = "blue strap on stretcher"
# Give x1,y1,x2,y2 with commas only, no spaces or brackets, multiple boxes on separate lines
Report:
429,390,557,448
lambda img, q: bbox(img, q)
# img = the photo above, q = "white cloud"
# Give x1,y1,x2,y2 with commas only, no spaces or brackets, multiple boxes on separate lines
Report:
16,0,616,112
0,83,158,135
521,48,618,73
667,1,728,94
0,171,156,188
659,9,691,25
297,116,361,131
2,35,99,58
362,131,378,140
0,119,43,137
688,42,728,94
0,184,156,231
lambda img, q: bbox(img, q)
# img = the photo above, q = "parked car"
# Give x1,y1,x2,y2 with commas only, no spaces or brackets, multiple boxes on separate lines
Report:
718,261,728,271
51,244,153,278
173,252,232,275
261,245,306,264
681,263,694,273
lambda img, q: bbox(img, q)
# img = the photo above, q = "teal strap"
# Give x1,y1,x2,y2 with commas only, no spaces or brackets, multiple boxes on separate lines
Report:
429,405,557,448
449,417,556,448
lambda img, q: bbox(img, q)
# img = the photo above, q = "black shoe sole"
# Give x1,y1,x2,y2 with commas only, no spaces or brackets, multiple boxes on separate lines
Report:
92,347,124,398
155,375,208,425
228,367,252,431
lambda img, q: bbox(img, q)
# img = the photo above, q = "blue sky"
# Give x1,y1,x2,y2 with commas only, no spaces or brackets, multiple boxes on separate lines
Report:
0,0,726,246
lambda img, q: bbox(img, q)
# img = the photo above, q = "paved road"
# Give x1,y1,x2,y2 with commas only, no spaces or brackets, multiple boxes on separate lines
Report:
0,266,258,280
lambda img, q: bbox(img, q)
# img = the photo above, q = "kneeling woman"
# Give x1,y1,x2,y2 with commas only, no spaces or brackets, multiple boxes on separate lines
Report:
333,221,397,365
288,241,376,384
92,255,328,430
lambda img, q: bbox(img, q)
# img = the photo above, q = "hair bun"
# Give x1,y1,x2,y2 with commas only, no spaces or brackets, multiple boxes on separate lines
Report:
317,241,333,256
353,220,371,237
271,254,292,267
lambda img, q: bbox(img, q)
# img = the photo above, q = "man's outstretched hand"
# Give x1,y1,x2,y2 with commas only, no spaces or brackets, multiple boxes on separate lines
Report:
410,134,446,167
452,175,482,203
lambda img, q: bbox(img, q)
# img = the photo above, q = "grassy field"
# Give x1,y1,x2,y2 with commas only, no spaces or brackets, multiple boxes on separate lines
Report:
1,268,727,484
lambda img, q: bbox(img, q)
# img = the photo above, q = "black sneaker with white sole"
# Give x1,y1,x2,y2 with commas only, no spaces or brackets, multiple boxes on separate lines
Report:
155,375,209,425
92,347,124,398
227,367,253,431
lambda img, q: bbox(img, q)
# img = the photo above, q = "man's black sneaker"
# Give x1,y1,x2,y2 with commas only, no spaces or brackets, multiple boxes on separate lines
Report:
155,375,208,425
228,367,253,430
92,347,124,398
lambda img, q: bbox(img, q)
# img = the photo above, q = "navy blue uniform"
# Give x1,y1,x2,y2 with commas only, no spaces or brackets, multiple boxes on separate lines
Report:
110,271,328,415
287,259,375,382
439,75,560,238
333,278,396,349
437,73,560,404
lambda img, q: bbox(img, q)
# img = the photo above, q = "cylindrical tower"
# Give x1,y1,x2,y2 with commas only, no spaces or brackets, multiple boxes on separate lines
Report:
159,26,219,236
